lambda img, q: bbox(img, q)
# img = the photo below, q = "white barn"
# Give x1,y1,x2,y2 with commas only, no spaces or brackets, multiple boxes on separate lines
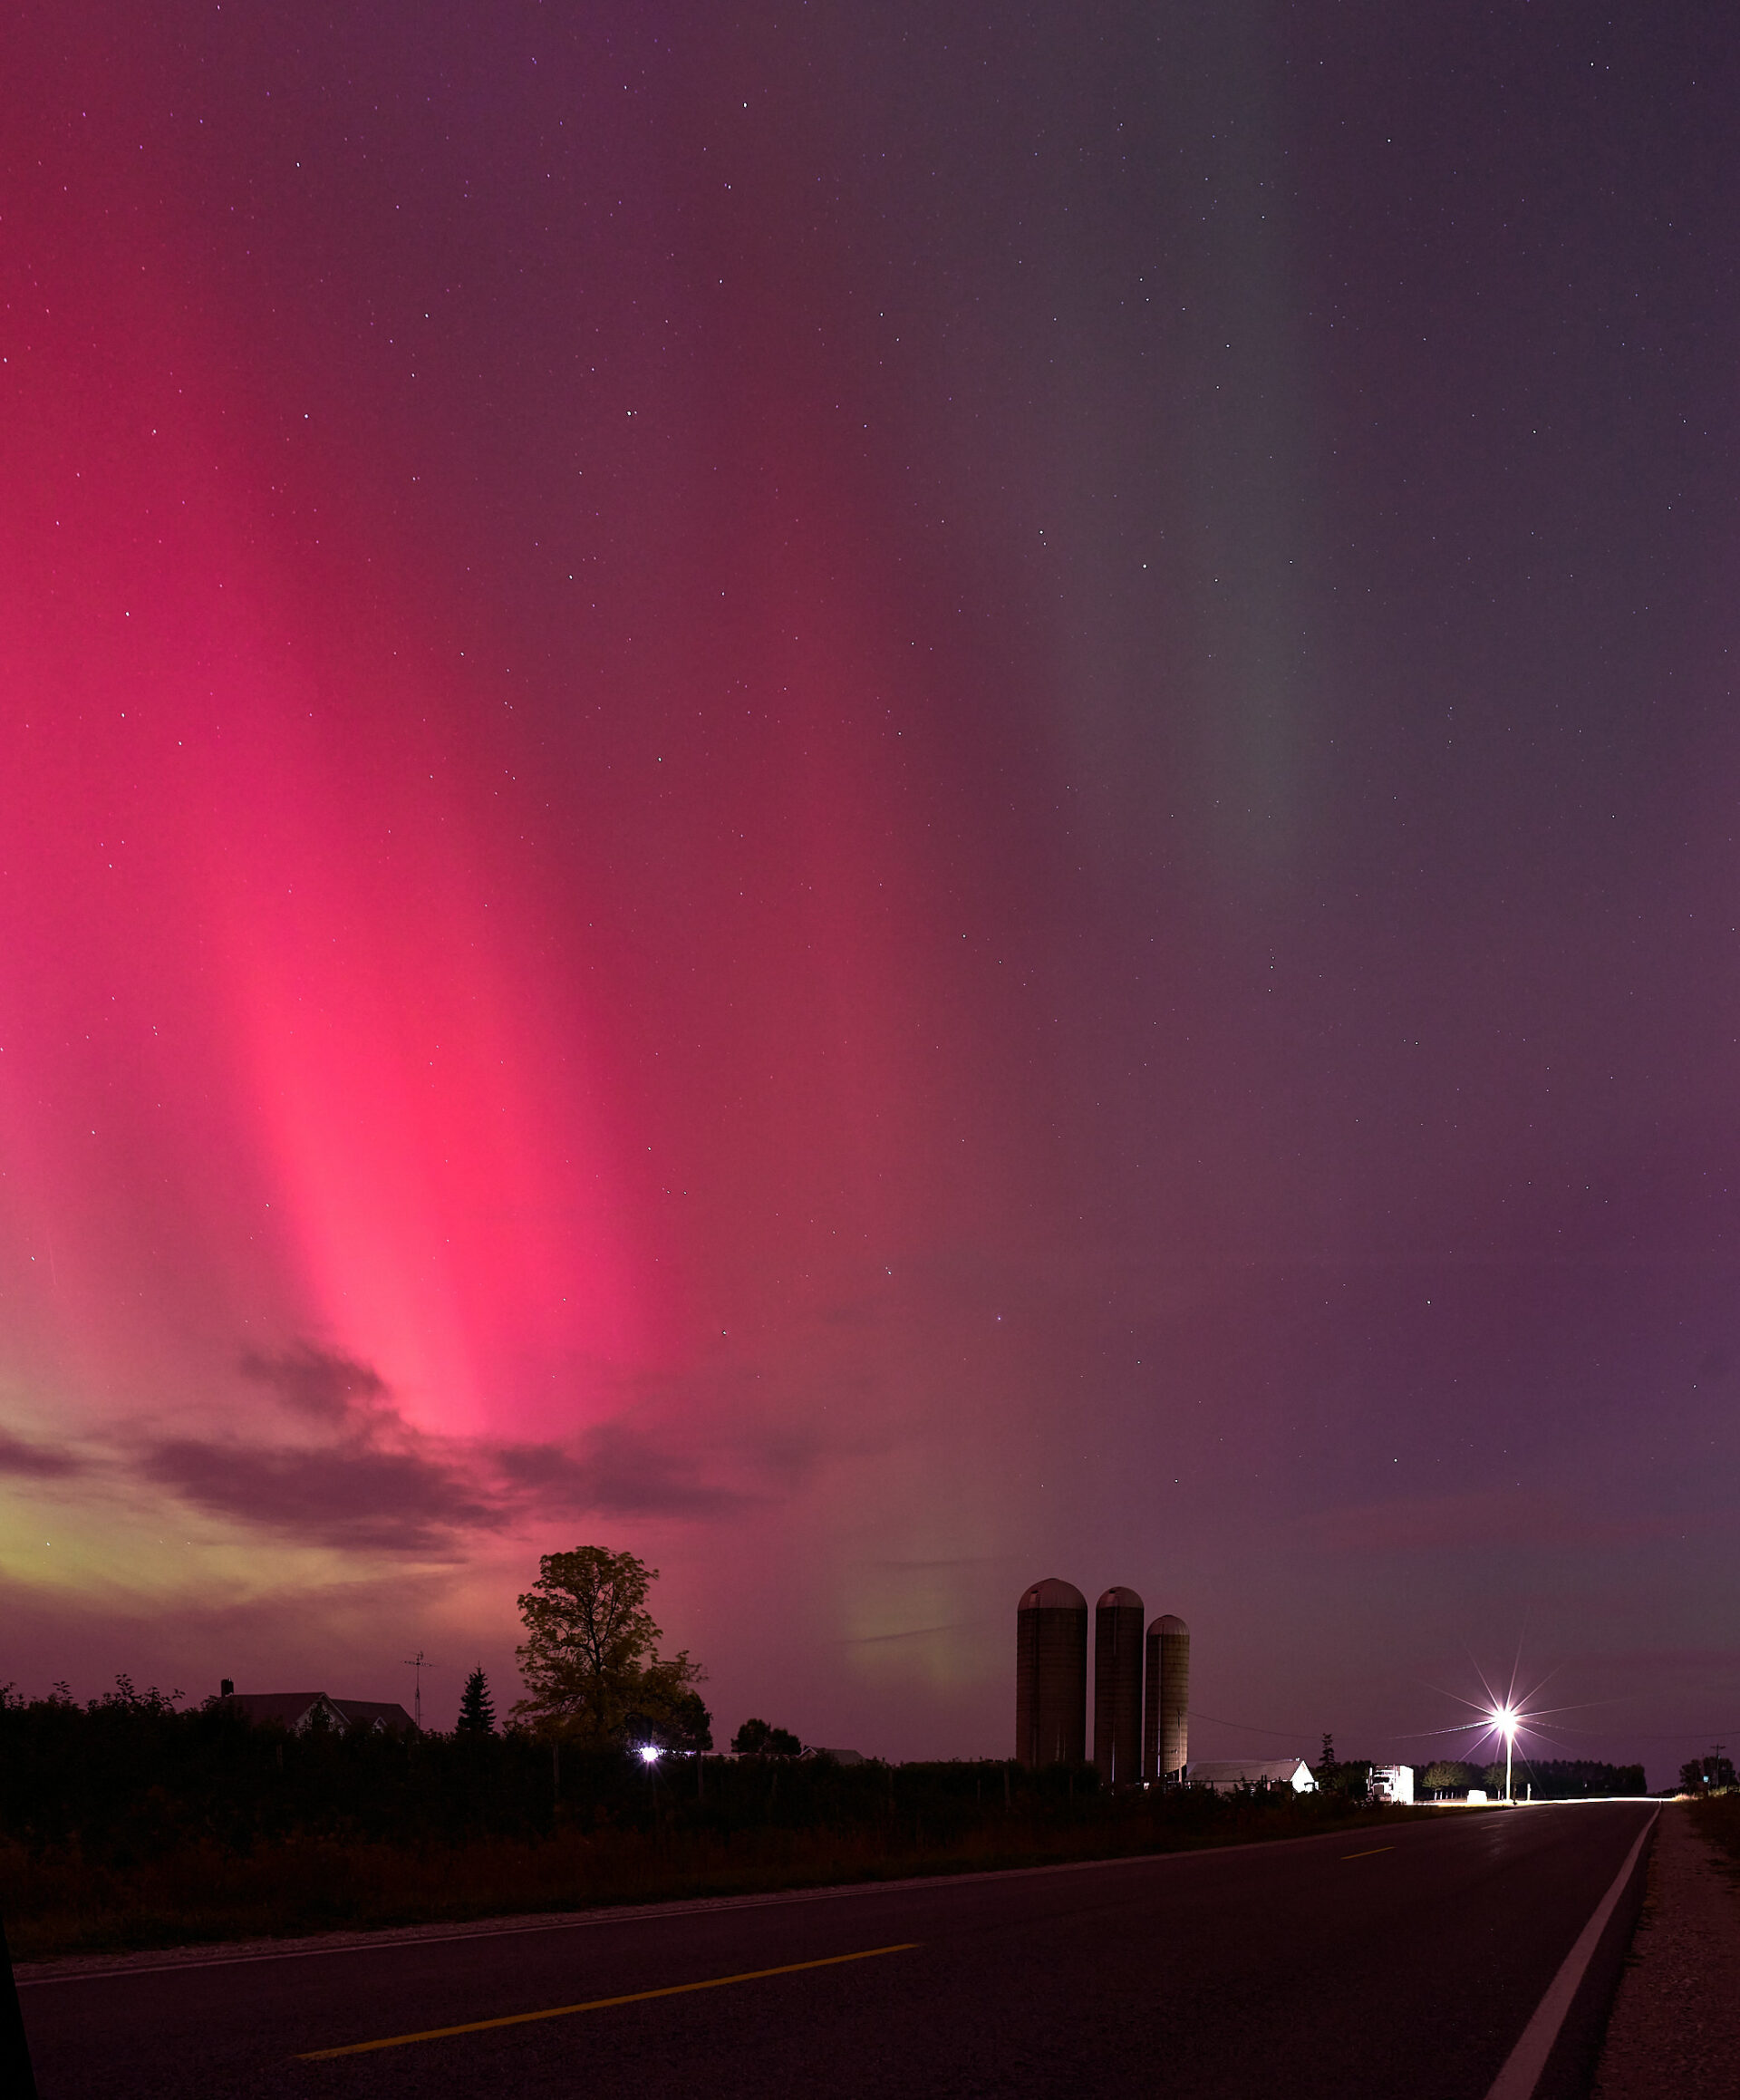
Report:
1187,1757,1317,1794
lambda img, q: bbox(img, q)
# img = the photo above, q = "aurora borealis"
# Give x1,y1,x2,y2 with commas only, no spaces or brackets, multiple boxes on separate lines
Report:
4,3,1739,1777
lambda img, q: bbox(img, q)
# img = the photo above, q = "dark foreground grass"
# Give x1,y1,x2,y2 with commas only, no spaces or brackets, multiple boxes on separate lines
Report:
2,1788,1440,1962
1688,1788,1740,1870
0,1693,1450,1960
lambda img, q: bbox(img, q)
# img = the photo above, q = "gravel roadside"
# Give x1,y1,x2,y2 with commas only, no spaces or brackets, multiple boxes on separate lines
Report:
1593,1802,1740,2098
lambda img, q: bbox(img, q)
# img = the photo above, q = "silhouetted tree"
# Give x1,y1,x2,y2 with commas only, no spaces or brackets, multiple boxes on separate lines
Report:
661,1689,713,1752
456,1666,496,1737
513,1546,703,1747
731,1717,801,1756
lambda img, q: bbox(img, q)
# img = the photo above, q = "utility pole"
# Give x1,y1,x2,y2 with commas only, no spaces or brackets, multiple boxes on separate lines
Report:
402,1651,439,1729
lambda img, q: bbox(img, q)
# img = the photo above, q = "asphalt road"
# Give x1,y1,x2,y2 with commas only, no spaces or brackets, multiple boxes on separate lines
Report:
16,1802,1654,2100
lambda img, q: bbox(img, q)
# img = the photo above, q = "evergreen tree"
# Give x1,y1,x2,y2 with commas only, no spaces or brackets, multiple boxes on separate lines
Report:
456,1665,496,1736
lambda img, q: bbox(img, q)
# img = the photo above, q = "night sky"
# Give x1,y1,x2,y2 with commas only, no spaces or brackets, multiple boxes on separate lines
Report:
4,3,1737,1781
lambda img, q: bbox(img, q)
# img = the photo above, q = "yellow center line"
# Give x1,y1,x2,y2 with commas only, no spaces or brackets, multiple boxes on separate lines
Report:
296,1941,922,2059
1341,1845,1396,1861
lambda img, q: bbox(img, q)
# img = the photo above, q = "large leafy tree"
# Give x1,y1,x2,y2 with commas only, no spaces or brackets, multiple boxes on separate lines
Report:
513,1546,705,1747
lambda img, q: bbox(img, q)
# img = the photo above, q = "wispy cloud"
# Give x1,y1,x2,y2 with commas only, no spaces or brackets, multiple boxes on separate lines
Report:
116,1341,768,1552
141,1437,502,1552
493,1420,748,1515
0,1429,84,1478
12,1339,804,1557
840,1621,986,1645
239,1345,390,1424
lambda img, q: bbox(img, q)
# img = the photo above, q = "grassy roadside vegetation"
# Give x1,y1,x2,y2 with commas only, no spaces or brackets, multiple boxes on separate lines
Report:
0,1687,1441,1960
1687,1789,1740,1871
5,1786,1438,1963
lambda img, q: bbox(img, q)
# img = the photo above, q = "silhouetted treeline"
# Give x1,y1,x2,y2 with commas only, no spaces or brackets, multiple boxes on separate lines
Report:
1481,1757,1646,1798
0,1681,568,1858
0,1679,1412,1870
0,1681,1048,1862
1,1682,1446,1959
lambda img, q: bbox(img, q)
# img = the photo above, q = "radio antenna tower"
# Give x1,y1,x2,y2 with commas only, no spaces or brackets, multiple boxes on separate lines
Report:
402,1650,440,1728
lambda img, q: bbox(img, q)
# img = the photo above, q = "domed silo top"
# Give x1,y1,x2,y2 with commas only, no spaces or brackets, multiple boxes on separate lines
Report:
1150,1613,1188,1636
1097,1586,1144,1611
1019,1578,1087,1611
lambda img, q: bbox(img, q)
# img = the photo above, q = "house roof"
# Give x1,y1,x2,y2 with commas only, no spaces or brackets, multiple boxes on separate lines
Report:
331,1698,417,1735
222,1691,416,1734
223,1692,337,1730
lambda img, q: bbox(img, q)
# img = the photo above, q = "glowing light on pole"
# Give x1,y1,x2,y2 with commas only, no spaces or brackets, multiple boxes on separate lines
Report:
1492,1706,1517,1804
1418,1661,1596,1804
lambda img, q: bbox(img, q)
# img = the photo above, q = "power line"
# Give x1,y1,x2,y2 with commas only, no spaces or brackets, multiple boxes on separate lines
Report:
1188,1710,1316,1739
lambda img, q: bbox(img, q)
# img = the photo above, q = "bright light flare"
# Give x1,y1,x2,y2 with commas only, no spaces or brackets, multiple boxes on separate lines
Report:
1415,1653,1596,1806
637,1744,662,1765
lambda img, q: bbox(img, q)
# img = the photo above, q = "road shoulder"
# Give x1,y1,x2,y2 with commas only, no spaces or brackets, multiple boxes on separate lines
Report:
1592,1802,1740,2098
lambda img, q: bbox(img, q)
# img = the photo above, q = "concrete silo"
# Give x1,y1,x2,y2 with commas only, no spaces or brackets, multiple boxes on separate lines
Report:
1144,1613,1190,1783
1093,1587,1145,1788
1015,1578,1088,1767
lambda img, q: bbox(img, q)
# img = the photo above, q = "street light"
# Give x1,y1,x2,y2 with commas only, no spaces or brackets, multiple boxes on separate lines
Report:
1492,1705,1517,1804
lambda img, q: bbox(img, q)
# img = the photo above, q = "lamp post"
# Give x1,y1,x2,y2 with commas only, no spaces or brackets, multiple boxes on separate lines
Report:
1494,1706,1517,1804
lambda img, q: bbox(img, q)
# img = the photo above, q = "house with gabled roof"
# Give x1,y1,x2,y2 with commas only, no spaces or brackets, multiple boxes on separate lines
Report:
217,1685,416,1736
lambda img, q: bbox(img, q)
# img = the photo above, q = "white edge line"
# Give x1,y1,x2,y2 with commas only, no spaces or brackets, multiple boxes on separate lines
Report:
16,1812,1452,1987
1483,1809,1657,2100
